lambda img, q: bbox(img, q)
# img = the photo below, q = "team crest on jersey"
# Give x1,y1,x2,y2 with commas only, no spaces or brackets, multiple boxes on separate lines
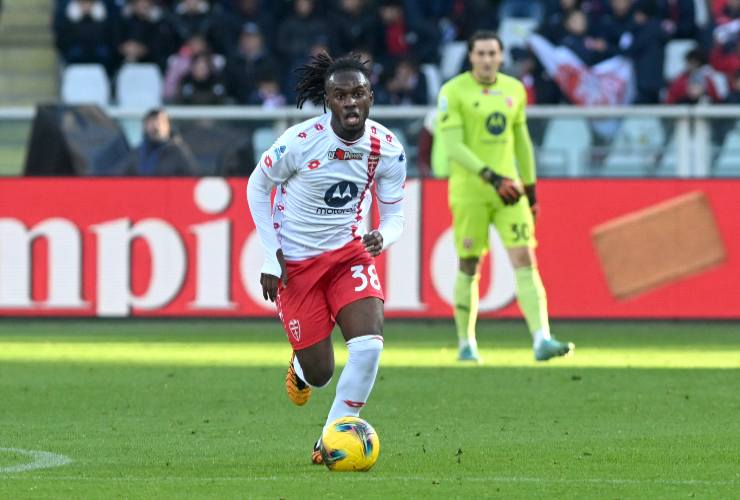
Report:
328,148,363,160
288,319,301,341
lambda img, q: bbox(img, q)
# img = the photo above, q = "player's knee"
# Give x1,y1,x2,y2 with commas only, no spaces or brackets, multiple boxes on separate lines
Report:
459,258,480,275
347,334,384,357
304,365,333,388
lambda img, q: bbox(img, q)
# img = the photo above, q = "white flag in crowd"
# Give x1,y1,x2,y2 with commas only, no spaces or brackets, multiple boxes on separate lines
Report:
528,33,636,106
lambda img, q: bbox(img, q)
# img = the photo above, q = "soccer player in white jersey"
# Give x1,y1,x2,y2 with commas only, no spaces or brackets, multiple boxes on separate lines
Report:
246,52,406,464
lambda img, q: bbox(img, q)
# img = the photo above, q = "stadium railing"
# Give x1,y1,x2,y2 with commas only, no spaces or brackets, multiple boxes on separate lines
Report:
0,105,738,178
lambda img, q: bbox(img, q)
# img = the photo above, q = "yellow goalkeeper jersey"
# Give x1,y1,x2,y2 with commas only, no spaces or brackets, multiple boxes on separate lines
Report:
436,71,528,202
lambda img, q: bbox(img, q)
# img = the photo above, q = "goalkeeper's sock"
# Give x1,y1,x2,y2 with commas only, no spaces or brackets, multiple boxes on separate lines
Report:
454,271,480,348
514,266,551,347
323,335,383,433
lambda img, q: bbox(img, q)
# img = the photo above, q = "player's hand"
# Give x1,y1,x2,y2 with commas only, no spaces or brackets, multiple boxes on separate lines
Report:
362,230,384,257
524,184,539,218
259,249,288,302
481,168,522,205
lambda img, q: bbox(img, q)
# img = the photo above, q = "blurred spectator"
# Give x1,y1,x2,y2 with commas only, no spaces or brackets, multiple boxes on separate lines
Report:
329,0,377,54
375,0,439,65
723,69,740,103
619,0,669,103
662,0,697,39
276,0,331,67
598,0,633,48
54,0,119,74
539,0,581,43
164,34,221,101
115,108,199,175
224,23,279,104
560,10,612,65
448,0,500,42
247,70,287,107
118,0,178,71
666,48,723,103
172,0,214,45
510,47,562,105
209,0,277,56
712,0,740,25
384,58,429,105
710,18,740,79
177,51,228,104
354,47,390,103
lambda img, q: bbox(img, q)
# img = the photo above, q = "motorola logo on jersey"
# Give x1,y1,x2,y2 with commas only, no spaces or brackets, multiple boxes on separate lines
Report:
328,148,363,161
324,181,359,207
486,112,507,135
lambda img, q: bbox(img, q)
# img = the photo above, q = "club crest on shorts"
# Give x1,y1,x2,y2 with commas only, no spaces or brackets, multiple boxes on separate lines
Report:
288,319,301,341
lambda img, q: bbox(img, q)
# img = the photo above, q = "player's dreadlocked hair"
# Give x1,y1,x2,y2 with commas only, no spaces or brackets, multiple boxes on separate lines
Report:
295,52,371,110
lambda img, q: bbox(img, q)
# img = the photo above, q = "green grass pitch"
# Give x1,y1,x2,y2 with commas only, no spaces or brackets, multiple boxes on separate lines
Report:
0,319,738,499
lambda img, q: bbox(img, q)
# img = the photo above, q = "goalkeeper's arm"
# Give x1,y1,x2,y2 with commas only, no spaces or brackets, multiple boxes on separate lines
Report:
438,126,522,205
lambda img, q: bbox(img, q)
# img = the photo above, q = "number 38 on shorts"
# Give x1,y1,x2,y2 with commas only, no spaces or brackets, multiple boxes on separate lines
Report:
351,264,381,292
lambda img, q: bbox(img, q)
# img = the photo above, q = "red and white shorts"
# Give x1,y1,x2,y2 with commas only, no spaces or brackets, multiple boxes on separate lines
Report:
276,240,384,350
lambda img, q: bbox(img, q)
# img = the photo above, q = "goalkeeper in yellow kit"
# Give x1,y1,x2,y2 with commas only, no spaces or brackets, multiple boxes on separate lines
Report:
436,31,574,362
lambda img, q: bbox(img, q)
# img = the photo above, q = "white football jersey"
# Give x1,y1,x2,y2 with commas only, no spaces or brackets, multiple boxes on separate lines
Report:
255,113,406,261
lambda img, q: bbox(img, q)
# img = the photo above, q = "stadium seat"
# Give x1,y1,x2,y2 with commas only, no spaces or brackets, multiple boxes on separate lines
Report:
116,63,163,108
61,64,110,106
537,118,592,176
252,126,279,165
440,41,468,81
420,63,442,103
498,17,539,63
603,118,666,176
714,127,740,177
663,39,697,83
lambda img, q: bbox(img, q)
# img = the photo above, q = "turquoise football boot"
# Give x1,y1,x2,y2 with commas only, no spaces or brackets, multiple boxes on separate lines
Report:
457,344,481,363
534,338,574,361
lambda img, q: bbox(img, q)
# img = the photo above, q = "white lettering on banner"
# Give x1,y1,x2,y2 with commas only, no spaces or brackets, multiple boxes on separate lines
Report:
0,218,87,309
384,181,424,310
240,231,276,311
91,219,186,316
190,178,235,310
430,227,516,311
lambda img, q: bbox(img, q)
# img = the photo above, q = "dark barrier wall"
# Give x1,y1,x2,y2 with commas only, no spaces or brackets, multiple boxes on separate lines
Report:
0,178,738,318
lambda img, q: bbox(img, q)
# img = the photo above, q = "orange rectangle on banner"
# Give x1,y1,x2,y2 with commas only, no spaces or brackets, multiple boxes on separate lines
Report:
591,191,726,300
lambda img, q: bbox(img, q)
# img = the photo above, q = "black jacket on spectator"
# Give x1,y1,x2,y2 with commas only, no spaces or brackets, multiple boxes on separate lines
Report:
178,74,228,105
620,17,668,103
119,5,178,70
276,12,330,64
208,2,276,56
115,135,199,176
224,50,279,104
172,0,214,46
328,4,377,55
54,1,119,74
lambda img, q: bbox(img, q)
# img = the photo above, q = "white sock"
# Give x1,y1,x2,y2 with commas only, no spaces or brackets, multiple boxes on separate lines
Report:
458,338,477,350
323,335,383,434
293,355,331,389
532,328,552,349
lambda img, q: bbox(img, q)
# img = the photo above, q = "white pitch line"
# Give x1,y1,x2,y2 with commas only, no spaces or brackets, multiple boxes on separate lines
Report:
0,448,72,473
0,475,736,486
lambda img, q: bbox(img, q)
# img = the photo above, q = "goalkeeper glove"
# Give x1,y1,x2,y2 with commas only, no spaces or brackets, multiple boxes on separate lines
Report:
480,167,522,205
524,184,539,218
